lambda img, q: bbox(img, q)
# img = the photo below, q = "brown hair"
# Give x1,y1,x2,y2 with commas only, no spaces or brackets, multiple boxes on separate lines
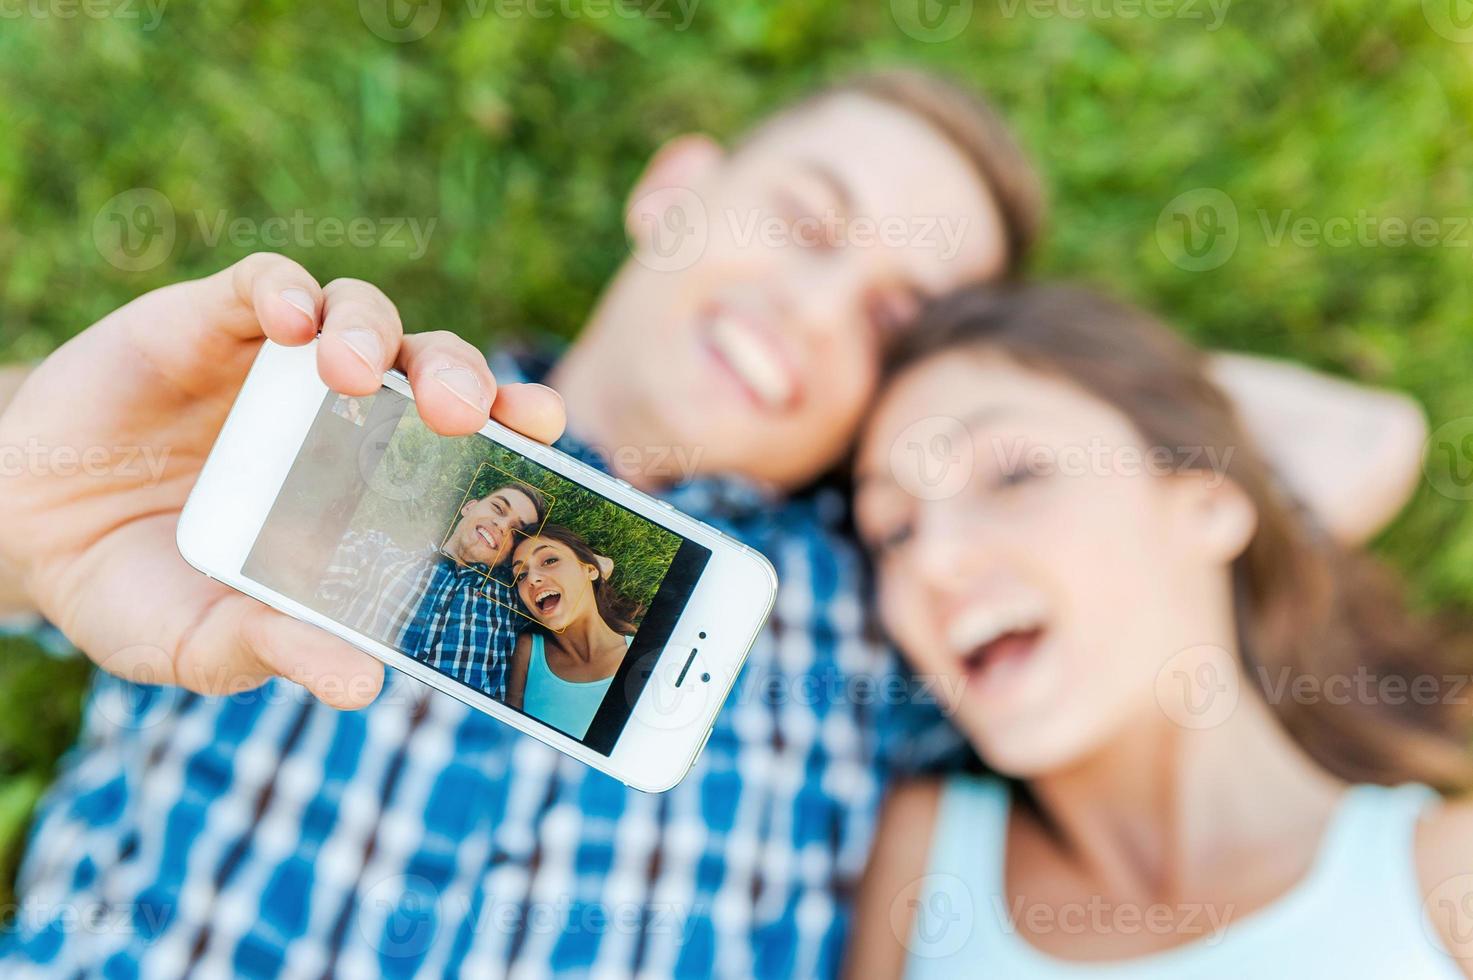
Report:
885,284,1473,792
761,69,1046,278
515,523,642,636
472,479,550,528
509,484,550,527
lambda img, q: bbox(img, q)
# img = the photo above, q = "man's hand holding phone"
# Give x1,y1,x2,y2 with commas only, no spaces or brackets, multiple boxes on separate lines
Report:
0,253,565,708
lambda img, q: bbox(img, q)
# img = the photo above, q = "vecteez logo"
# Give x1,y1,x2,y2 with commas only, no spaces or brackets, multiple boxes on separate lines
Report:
891,0,974,42
92,188,176,272
1424,0,1473,42
360,0,442,42
1156,188,1240,271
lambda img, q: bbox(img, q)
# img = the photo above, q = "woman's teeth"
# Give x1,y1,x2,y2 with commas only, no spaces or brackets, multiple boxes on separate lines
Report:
535,589,561,613
946,602,1048,662
962,628,1044,677
944,600,1057,711
706,313,795,409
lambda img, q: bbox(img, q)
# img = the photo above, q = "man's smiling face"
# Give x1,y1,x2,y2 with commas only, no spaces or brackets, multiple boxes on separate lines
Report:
447,486,542,568
568,88,1022,490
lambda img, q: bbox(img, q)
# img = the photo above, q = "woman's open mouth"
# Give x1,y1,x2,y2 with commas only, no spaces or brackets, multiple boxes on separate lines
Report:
947,601,1050,702
960,628,1045,682
533,588,562,616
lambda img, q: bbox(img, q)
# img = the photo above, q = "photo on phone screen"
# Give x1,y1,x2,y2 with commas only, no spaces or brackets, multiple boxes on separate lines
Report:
242,387,711,753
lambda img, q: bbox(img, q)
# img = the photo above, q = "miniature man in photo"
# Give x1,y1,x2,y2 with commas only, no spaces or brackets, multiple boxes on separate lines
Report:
318,479,548,699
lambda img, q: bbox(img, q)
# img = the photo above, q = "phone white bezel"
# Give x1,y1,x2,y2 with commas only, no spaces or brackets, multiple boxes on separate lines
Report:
176,340,776,793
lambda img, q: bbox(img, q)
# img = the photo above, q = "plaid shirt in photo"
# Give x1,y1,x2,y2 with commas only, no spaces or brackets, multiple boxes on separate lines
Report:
318,530,520,701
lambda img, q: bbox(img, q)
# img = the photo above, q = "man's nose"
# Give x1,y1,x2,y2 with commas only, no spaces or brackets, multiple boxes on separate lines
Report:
779,266,863,343
782,244,902,340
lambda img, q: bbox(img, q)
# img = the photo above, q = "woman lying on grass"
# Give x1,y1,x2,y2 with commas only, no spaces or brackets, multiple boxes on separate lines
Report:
506,524,638,740
847,284,1473,979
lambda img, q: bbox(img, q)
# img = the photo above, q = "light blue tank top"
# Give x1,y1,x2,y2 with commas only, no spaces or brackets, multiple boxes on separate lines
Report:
906,776,1462,979
522,632,632,740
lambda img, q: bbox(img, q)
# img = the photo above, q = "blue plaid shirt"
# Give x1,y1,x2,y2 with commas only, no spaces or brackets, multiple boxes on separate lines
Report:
402,561,518,702
0,370,958,979
317,529,520,701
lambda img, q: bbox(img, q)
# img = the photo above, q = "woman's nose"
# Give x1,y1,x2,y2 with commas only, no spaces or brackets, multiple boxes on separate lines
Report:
912,506,988,581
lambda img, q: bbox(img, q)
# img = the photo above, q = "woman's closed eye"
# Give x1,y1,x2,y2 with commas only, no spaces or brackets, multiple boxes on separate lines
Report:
863,464,1042,556
994,466,1038,490
978,436,1051,493
867,521,915,558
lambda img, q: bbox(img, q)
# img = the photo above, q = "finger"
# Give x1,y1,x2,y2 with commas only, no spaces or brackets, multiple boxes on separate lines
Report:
116,252,323,362
238,254,324,346
491,382,566,446
398,331,495,436
317,278,406,397
169,594,383,709
237,605,385,710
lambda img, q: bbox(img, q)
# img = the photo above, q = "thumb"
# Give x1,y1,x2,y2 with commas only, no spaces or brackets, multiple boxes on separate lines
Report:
229,603,385,710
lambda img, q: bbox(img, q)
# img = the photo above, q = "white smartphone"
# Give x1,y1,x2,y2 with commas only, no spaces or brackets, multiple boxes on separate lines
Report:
177,340,777,792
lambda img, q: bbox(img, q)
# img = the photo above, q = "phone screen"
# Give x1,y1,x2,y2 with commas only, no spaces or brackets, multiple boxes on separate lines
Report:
241,387,711,754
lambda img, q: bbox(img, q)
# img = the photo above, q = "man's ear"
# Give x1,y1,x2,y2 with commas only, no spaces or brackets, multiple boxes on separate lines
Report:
461,501,474,518
1173,470,1258,565
625,134,725,246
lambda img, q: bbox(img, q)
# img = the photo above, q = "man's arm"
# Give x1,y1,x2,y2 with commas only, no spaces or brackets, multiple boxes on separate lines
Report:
1211,352,1427,545
0,365,38,619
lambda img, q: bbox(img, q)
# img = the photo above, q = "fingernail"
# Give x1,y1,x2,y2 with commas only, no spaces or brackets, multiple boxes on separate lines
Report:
280,288,317,321
436,366,489,412
340,328,382,370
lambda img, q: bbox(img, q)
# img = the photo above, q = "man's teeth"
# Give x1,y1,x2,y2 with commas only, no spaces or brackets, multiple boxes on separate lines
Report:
708,313,794,409
947,602,1047,659
477,527,496,548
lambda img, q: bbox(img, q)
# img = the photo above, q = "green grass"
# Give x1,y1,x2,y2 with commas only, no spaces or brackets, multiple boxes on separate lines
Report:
0,636,92,904
2,0,1472,905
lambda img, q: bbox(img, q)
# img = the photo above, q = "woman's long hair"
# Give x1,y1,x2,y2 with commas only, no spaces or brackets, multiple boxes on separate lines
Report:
517,523,642,636
885,284,1473,792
